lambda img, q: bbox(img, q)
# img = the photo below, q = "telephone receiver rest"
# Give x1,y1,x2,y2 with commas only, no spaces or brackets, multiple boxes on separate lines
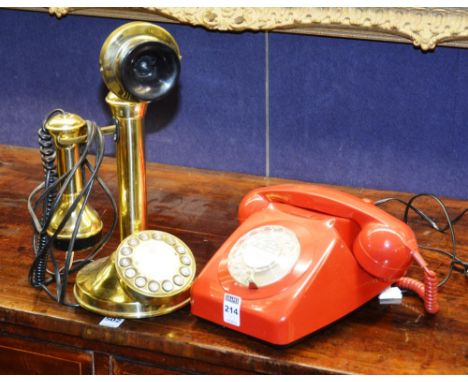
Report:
238,184,418,280
44,112,103,250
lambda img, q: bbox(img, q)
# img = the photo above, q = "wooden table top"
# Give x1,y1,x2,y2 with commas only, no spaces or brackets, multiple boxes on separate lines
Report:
0,144,466,374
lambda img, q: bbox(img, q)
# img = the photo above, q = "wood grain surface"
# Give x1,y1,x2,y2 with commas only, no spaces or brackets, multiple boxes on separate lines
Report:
0,144,466,374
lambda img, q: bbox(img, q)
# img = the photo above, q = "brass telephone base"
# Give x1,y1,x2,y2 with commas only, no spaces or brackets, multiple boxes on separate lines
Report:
74,230,196,318
74,256,191,318
53,233,102,252
47,196,103,249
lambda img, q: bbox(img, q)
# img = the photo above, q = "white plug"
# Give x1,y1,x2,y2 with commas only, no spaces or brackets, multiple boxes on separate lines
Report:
378,286,403,305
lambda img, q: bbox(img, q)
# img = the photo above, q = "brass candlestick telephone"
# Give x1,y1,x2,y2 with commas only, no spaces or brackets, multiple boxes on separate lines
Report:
28,22,196,318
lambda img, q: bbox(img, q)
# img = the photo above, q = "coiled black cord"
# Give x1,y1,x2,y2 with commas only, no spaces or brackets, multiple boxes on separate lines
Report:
30,109,64,287
28,111,117,306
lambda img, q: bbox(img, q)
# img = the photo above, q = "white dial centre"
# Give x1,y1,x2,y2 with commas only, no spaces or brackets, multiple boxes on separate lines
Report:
116,230,196,297
227,225,301,288
242,244,279,270
132,240,179,281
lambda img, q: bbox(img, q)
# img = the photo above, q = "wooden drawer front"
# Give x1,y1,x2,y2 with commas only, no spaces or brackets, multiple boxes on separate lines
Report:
0,335,93,374
111,356,184,375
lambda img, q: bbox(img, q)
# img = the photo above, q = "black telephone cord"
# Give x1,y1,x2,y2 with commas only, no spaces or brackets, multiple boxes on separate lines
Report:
375,195,468,287
28,113,117,306
30,109,63,288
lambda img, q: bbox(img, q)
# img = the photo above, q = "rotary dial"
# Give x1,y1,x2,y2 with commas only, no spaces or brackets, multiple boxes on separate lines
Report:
227,225,300,288
115,230,195,298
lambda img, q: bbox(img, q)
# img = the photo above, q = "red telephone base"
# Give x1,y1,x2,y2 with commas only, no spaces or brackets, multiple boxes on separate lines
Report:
191,204,397,345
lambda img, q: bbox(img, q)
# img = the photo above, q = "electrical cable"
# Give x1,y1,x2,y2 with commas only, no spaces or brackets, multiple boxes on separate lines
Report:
28,111,117,306
29,109,63,288
29,120,105,304
28,112,466,311
395,251,440,314
375,194,467,288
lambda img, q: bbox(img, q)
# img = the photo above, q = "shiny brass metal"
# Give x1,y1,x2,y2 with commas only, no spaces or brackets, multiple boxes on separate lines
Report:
106,92,149,239
74,22,191,318
74,230,196,318
45,113,103,245
99,21,181,102
57,124,116,146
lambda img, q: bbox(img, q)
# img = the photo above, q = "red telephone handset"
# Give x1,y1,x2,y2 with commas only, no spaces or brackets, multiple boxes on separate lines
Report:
238,184,418,281
191,184,438,345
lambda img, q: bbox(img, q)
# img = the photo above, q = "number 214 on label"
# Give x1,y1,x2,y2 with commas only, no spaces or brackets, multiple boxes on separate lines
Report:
223,293,241,327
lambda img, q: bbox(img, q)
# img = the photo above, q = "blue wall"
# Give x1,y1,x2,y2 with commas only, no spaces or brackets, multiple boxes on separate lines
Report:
1,9,467,199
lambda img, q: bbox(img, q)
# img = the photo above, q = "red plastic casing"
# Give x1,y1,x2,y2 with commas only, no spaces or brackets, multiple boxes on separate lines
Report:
190,184,418,345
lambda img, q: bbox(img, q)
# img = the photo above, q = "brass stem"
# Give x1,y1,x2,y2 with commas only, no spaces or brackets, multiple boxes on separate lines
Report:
106,92,149,240
57,145,82,196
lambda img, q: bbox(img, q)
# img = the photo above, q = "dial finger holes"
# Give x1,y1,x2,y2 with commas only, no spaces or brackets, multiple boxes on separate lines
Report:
180,266,191,277
119,257,131,267
127,237,139,247
148,281,160,292
135,276,147,288
125,268,137,278
227,225,301,288
138,232,149,241
176,245,186,254
181,255,191,266
116,230,196,297
162,280,174,292
121,246,132,256
152,232,163,241
173,275,184,286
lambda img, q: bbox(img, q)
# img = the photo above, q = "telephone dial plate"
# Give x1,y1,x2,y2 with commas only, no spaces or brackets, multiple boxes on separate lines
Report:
115,230,195,298
227,225,301,288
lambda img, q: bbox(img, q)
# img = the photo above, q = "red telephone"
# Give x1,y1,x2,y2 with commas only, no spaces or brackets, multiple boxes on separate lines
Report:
191,184,439,345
